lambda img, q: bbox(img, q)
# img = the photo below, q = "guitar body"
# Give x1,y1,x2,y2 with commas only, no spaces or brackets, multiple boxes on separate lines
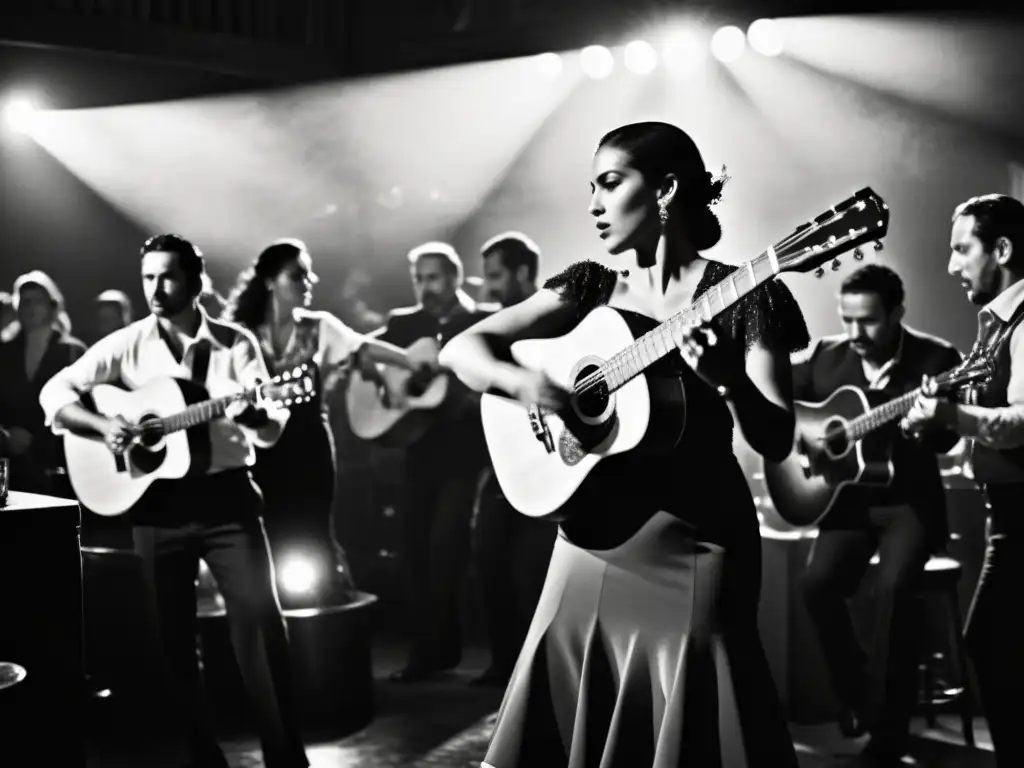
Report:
762,385,894,529
345,337,451,448
64,378,213,517
481,306,686,521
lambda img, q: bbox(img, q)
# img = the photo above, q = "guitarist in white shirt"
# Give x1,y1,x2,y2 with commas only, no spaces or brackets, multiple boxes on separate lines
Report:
903,193,1024,768
38,234,309,768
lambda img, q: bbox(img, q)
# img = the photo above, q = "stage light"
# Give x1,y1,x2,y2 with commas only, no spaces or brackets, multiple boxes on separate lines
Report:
279,554,320,596
711,26,746,63
534,52,563,79
662,32,702,75
580,45,614,80
2,95,40,135
748,19,784,57
623,40,658,75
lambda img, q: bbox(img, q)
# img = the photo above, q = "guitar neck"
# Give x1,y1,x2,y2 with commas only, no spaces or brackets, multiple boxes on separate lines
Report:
155,391,253,435
600,251,779,392
844,387,921,441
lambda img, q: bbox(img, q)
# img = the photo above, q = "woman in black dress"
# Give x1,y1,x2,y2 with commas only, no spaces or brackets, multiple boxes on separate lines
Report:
0,270,85,496
440,122,808,766
225,239,410,605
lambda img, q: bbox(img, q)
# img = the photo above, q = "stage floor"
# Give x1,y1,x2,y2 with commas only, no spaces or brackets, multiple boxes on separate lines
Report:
86,640,994,768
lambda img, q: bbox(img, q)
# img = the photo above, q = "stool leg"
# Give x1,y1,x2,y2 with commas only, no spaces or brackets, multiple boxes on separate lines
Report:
944,590,974,747
922,656,937,729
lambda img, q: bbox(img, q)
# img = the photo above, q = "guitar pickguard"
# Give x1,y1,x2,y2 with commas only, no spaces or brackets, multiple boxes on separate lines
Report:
557,414,618,466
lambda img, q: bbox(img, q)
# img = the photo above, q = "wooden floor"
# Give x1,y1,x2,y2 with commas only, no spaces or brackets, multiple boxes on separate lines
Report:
87,642,995,768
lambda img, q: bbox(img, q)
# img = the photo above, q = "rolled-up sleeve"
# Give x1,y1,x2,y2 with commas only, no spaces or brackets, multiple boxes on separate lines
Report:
231,328,289,447
946,326,1024,449
39,332,127,434
318,311,364,368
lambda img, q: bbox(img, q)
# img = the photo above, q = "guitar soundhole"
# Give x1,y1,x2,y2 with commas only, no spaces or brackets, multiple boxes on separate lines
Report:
572,364,609,419
136,415,164,448
822,417,850,459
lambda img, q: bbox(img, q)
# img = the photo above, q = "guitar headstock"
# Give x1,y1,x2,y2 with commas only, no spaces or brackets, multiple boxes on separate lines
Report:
260,363,317,407
774,188,890,278
937,354,994,393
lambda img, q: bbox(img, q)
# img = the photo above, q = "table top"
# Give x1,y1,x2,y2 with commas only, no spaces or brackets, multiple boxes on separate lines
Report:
0,490,80,512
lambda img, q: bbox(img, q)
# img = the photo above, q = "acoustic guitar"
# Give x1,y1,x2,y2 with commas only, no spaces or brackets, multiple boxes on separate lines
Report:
760,355,992,529
480,188,891,521
344,337,457,448
64,365,315,516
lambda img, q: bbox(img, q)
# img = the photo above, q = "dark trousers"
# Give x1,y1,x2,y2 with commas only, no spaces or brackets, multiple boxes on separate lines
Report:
801,504,930,754
255,415,353,605
966,486,1024,768
400,442,483,669
132,469,308,768
474,470,556,675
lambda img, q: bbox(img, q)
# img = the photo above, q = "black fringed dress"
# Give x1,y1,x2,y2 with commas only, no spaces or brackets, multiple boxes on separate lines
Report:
482,259,810,768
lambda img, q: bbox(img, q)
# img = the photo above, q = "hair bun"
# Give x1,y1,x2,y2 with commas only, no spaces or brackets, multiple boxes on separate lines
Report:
691,207,722,251
680,166,729,210
704,166,729,207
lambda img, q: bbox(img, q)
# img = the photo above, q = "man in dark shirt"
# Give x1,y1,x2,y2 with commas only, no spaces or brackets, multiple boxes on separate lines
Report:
791,265,962,766
904,194,1024,768
471,232,557,686
370,241,492,682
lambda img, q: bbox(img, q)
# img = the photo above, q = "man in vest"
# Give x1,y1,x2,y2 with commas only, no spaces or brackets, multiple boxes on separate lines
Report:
903,193,1024,768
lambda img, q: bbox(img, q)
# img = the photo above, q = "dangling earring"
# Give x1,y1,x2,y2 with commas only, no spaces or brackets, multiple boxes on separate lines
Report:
658,199,670,225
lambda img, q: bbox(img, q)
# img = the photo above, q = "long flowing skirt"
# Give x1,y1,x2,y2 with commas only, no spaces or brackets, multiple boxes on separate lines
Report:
482,511,798,768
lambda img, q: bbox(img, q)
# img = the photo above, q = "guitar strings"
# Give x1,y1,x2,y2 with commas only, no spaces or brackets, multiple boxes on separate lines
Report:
819,360,987,443
567,221,832,399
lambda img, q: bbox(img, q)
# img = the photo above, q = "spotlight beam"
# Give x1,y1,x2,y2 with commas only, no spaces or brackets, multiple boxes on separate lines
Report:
784,53,1024,154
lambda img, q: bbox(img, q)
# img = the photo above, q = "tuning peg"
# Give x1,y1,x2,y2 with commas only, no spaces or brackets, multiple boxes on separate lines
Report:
831,258,842,271
873,240,884,252
853,247,864,260
815,267,825,278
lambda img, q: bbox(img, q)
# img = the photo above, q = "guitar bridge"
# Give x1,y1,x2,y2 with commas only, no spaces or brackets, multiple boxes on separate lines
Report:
528,405,555,454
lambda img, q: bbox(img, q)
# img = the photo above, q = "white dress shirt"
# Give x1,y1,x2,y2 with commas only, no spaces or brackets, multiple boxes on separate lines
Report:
39,310,289,473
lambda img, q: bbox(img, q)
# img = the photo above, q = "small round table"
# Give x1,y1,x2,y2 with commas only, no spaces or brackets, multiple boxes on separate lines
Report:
0,662,27,691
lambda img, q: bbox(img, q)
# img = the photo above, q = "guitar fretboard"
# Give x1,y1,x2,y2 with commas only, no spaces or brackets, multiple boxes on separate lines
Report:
597,251,779,393
844,388,921,441
158,393,250,435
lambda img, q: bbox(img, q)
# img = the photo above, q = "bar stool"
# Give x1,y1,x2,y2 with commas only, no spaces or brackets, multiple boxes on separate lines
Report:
869,553,974,746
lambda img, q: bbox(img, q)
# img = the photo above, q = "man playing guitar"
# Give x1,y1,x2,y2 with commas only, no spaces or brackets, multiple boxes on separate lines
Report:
903,194,1024,768
791,264,961,765
366,241,492,682
471,232,557,687
38,235,308,768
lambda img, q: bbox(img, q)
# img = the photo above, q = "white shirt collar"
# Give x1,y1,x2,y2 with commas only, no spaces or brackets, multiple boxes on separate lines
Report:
982,278,1024,323
142,307,225,350
862,325,905,390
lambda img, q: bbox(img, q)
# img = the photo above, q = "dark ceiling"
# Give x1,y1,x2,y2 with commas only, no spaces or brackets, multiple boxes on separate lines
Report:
1,0,1022,93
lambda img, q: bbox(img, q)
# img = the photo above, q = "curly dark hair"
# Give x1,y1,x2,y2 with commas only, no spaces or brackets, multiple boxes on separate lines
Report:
223,239,308,329
596,121,729,251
